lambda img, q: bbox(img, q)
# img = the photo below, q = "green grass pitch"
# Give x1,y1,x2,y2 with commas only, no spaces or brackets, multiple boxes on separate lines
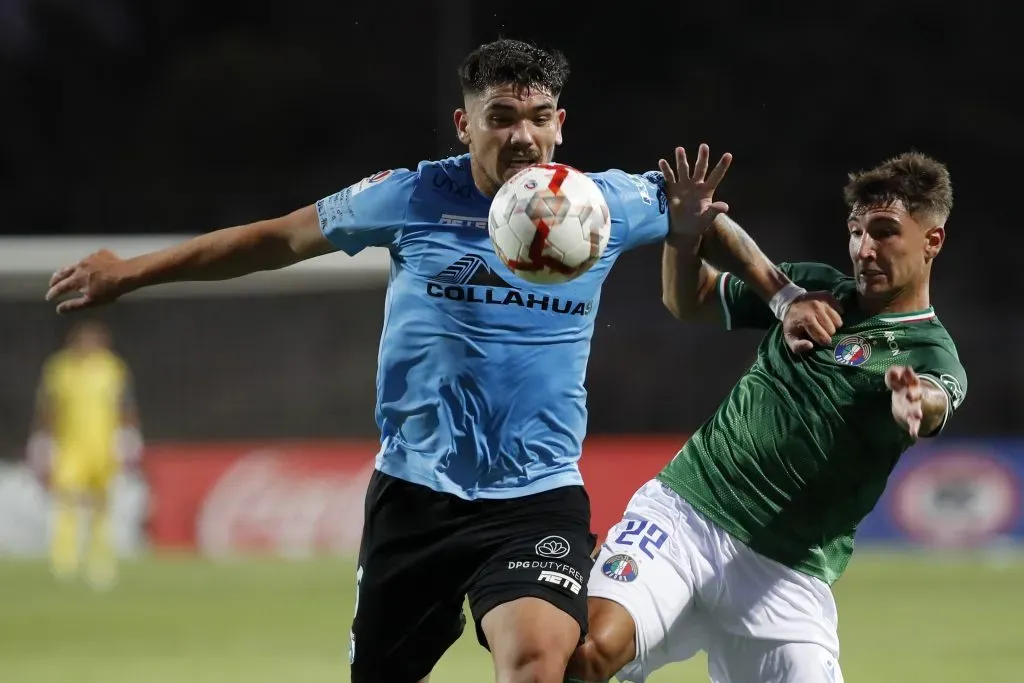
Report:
2,551,1022,682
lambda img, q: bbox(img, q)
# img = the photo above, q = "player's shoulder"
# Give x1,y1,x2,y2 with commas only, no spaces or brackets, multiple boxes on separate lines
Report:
409,153,484,204
903,315,967,406
779,261,851,292
416,153,471,174
587,168,668,218
905,313,963,358
105,351,129,373
415,154,471,185
322,165,420,212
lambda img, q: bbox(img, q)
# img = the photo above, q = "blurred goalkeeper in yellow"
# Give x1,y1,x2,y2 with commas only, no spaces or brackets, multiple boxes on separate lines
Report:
28,320,143,589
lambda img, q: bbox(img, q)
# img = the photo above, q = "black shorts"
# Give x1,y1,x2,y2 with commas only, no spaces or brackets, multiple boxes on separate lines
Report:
349,470,597,683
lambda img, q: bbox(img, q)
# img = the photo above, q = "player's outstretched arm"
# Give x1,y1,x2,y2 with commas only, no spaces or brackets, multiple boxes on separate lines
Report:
659,144,789,321
45,204,334,313
659,145,841,350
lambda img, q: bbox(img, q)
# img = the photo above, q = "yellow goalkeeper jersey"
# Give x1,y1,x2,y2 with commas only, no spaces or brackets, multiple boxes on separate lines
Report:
43,348,129,464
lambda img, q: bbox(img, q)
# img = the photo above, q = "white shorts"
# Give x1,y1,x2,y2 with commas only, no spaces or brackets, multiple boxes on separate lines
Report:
589,480,843,683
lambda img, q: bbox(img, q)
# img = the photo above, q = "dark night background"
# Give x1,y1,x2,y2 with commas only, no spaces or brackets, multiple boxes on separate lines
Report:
0,1,1018,455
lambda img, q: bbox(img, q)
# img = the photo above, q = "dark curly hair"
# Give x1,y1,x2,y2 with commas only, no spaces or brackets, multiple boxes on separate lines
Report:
844,152,953,223
458,39,570,97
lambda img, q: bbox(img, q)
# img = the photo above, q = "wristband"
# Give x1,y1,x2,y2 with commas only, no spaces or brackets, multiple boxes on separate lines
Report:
768,282,807,321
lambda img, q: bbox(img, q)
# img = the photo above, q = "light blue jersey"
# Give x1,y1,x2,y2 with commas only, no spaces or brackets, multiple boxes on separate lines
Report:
316,154,667,499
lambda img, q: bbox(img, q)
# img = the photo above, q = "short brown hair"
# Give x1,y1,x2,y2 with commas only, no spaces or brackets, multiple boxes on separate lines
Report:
843,151,953,223
459,39,570,97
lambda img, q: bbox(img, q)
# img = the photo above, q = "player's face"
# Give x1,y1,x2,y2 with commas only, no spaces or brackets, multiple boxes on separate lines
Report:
848,199,944,301
455,83,565,196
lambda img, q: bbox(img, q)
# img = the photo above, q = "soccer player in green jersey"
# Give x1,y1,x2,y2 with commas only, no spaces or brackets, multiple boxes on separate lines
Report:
566,146,966,683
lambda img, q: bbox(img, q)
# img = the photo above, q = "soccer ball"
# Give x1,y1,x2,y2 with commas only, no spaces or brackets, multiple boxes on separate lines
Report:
488,163,611,285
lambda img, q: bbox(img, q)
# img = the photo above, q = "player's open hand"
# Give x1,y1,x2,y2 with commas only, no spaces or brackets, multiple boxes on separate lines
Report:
45,249,130,314
886,365,924,438
782,291,844,353
659,144,733,238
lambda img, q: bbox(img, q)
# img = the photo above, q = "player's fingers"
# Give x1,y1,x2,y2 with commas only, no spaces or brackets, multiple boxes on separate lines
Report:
658,158,676,186
55,295,92,315
45,272,83,302
675,147,690,182
785,333,814,354
45,268,77,299
886,365,910,389
804,319,833,347
813,292,844,317
706,152,733,189
48,263,76,288
894,366,915,389
810,305,837,337
824,304,844,329
692,143,709,182
710,201,730,214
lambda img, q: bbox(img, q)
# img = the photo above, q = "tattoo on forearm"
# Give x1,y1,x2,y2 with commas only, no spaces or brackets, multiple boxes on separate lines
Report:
698,215,788,301
699,215,761,274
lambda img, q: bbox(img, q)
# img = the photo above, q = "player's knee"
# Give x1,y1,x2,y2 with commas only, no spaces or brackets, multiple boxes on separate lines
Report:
484,597,580,683
490,622,575,683
496,644,568,683
566,635,628,682
566,600,637,682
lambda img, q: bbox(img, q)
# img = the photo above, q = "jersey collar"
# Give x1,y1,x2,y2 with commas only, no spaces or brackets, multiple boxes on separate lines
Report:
875,307,936,324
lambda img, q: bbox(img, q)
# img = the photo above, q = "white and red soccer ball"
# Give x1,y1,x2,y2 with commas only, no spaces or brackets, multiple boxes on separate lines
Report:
488,163,611,285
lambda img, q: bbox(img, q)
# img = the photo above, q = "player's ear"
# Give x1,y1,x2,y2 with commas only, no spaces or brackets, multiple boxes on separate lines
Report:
924,225,945,260
555,108,566,146
454,108,471,145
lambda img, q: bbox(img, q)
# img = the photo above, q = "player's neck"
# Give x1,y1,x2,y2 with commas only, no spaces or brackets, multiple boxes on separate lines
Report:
858,282,931,317
469,157,500,198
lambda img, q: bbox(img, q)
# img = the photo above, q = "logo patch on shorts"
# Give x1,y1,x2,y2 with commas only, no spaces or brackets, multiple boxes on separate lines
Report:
537,570,582,595
535,535,571,558
601,553,638,582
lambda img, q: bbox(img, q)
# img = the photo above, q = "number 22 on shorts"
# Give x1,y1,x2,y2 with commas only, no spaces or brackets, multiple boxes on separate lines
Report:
613,518,667,559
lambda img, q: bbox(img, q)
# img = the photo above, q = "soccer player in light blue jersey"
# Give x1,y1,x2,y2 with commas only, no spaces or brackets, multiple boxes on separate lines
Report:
47,39,833,683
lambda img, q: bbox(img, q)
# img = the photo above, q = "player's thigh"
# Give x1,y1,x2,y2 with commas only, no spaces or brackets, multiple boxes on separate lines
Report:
466,485,596,671
708,634,844,683
586,479,709,682
350,471,471,683
481,596,581,683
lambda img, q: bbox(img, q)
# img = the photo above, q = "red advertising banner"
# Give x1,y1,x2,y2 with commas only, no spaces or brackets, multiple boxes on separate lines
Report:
142,436,685,556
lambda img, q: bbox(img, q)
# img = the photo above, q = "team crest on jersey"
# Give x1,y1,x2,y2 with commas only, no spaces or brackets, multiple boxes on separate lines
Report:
347,169,393,198
834,335,871,366
602,553,639,582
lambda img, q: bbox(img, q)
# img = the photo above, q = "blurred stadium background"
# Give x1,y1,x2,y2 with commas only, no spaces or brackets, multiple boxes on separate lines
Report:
2,2,1022,682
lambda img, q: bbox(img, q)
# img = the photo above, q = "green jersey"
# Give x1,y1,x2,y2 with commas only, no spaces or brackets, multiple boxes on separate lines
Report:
658,262,968,585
